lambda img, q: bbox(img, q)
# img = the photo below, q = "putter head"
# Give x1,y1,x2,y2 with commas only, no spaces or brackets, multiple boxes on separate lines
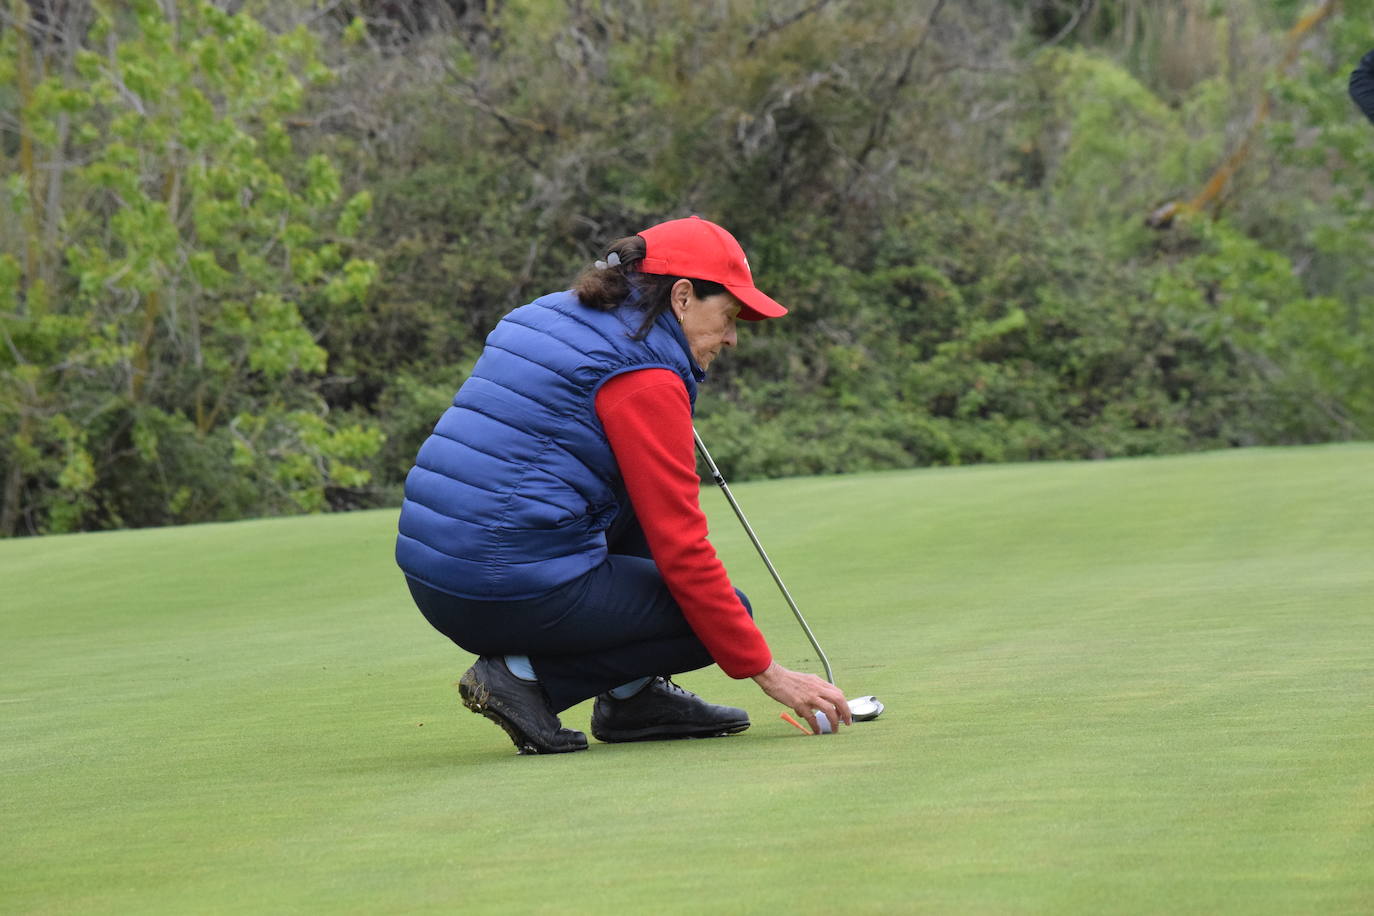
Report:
848,695,884,721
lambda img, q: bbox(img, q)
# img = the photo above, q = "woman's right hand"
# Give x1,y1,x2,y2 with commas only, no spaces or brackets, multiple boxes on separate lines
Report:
751,661,852,734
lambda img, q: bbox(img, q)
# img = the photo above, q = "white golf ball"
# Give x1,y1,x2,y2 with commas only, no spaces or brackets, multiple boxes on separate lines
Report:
814,711,832,734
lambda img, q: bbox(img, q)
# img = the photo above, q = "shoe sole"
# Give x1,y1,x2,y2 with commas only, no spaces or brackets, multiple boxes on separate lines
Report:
592,720,751,743
458,668,585,756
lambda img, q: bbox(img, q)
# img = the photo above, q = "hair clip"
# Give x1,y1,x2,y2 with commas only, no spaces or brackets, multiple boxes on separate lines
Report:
595,251,621,271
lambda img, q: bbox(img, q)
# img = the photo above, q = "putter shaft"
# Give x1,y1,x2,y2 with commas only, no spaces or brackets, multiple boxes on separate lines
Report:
693,429,835,684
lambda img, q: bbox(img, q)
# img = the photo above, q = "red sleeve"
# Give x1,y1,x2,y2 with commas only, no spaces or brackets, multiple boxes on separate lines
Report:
595,369,773,678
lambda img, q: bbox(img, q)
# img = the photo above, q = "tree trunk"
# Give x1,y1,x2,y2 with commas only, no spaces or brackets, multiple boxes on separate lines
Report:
0,414,28,537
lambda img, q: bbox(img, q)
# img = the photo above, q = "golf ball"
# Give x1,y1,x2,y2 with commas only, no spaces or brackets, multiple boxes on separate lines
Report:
814,711,832,734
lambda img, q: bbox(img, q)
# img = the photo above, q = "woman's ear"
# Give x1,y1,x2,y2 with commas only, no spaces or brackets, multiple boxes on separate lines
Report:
669,278,695,319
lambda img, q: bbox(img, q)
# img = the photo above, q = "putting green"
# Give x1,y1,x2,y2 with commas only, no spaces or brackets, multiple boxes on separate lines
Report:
3,444,1371,913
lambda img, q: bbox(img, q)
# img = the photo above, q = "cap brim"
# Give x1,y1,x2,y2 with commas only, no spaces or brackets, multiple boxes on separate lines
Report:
728,284,788,321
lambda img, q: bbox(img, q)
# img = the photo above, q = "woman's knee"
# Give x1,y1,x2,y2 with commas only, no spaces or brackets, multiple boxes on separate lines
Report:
734,588,754,618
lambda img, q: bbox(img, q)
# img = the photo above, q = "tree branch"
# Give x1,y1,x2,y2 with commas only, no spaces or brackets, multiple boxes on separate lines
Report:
850,0,948,175
746,0,836,54
442,64,552,171
1146,0,1339,228
1040,0,1094,49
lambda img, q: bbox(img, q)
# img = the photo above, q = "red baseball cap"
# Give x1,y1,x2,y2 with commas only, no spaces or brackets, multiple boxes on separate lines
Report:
636,216,788,320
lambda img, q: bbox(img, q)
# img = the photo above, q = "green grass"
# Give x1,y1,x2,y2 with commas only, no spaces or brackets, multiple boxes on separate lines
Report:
3,444,1372,914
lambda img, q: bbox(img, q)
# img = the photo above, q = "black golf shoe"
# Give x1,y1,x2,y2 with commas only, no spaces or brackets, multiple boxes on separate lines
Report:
458,657,588,755
590,677,750,743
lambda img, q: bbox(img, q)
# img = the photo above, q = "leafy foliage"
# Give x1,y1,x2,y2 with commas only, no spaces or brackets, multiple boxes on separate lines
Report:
2,0,1370,535
1,0,381,534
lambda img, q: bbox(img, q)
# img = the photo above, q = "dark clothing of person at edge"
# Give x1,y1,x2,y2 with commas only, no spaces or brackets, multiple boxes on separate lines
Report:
396,216,853,754
1351,48,1374,124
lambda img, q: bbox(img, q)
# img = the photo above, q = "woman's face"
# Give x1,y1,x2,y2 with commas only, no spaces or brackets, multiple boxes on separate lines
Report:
672,279,741,370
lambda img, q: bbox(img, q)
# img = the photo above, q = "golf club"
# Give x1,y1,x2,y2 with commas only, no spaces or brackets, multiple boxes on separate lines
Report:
693,428,884,722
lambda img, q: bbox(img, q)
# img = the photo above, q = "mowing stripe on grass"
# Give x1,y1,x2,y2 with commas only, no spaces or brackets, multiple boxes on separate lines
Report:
2,444,1371,913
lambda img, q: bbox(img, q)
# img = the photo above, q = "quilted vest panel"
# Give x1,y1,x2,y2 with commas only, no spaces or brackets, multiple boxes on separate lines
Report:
396,290,701,599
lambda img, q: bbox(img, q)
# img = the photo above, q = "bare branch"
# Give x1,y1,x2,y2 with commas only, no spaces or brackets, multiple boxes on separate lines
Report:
850,0,948,176
442,63,552,171
1040,0,1094,49
1145,0,1339,228
746,0,836,54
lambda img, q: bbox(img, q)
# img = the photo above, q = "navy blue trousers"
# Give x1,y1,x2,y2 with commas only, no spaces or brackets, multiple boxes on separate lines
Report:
405,501,751,713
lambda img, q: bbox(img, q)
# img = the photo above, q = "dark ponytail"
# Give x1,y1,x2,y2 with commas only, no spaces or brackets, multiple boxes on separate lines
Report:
574,235,725,339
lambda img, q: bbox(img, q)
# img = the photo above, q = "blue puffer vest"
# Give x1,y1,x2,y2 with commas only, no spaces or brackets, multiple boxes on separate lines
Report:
395,290,703,599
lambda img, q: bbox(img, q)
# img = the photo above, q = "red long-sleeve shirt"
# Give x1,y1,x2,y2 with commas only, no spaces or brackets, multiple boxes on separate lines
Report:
594,369,773,678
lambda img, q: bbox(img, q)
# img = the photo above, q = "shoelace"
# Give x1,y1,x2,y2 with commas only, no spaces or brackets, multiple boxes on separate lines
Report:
658,676,696,698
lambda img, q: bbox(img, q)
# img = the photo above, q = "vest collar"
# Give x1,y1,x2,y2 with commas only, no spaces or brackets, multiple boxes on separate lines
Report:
655,310,707,383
